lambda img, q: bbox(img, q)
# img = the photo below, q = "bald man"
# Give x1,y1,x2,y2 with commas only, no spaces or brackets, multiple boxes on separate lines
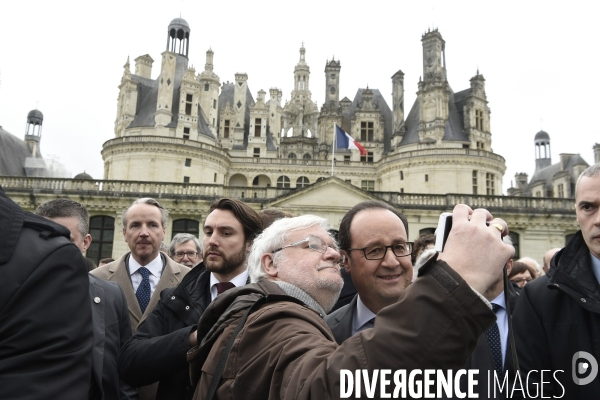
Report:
543,248,561,273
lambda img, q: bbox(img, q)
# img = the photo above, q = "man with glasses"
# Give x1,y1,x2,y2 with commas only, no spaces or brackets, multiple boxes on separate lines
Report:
326,200,413,343
189,207,515,399
169,233,203,268
119,198,262,400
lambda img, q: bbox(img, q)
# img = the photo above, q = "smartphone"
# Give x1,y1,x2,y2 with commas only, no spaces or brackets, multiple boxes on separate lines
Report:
434,212,453,252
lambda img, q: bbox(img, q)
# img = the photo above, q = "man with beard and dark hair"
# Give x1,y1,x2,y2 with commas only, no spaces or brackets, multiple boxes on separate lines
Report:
119,198,262,400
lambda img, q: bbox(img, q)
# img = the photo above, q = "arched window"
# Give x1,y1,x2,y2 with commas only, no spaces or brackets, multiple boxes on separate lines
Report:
277,176,291,188
296,176,310,188
288,153,297,159
252,176,259,186
88,216,115,265
303,153,311,160
172,219,200,238
316,177,326,182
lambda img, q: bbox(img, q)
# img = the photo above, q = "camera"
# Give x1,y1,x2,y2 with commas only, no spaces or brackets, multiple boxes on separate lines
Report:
434,212,453,252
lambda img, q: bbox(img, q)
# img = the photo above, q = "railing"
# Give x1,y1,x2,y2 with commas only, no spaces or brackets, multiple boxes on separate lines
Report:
102,136,230,158
373,192,574,214
0,176,575,213
384,148,506,164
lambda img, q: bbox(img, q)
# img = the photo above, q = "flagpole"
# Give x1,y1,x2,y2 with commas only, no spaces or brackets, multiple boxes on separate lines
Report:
331,122,336,176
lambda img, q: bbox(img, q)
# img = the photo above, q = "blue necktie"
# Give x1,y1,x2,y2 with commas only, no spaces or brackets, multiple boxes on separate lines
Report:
136,267,151,313
486,303,503,376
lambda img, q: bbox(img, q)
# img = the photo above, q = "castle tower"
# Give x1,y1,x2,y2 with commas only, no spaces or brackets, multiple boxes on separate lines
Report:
421,29,446,83
324,58,341,107
391,70,405,139
115,57,139,137
416,29,450,143
534,130,552,170
155,18,191,129
232,73,249,145
464,71,491,150
198,48,221,134
268,88,282,145
166,17,190,58
293,44,310,96
24,109,43,158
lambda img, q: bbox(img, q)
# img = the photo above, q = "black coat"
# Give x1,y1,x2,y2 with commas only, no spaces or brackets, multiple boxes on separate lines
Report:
89,274,138,400
512,231,600,398
119,263,211,400
0,186,93,399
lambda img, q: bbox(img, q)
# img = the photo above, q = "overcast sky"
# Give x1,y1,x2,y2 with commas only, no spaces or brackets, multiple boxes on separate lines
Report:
1,1,597,193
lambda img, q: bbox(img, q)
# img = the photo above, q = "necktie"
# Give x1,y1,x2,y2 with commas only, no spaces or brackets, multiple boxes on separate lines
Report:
216,281,235,295
136,267,151,313
486,303,503,376
358,318,375,332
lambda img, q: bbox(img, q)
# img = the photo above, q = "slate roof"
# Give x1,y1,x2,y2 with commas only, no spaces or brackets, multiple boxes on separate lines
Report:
347,88,393,152
0,127,34,176
217,82,255,149
525,154,589,195
535,130,550,141
399,86,469,147
126,54,213,137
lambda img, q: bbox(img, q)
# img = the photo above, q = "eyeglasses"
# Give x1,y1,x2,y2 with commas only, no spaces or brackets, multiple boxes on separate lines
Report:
511,278,532,285
347,242,414,260
273,235,339,255
173,251,199,259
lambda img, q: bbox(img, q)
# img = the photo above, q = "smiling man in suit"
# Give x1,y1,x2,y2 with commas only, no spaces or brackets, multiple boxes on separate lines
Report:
92,197,191,333
326,200,413,344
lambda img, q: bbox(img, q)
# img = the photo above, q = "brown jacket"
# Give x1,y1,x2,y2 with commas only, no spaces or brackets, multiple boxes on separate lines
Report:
188,256,495,400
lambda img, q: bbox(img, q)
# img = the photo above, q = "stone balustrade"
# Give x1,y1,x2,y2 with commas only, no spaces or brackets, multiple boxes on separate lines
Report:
0,176,575,214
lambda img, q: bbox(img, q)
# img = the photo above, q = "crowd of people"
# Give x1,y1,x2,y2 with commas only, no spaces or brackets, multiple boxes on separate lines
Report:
0,162,599,399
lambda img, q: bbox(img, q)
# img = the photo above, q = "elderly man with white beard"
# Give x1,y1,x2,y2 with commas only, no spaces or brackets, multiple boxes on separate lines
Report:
188,205,514,400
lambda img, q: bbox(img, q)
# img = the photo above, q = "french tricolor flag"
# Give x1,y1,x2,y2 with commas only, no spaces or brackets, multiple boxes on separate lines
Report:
335,124,367,155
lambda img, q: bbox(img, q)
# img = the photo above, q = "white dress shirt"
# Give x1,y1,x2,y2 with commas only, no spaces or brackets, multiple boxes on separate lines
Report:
129,253,163,296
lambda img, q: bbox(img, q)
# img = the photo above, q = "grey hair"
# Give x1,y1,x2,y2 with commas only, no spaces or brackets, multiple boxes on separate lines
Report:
122,197,168,228
248,214,331,283
575,163,600,198
169,233,201,255
34,198,89,238
159,242,169,253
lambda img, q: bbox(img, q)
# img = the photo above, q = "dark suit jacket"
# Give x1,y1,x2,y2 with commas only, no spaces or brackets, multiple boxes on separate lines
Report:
452,284,521,399
89,274,138,400
325,294,358,344
0,186,93,399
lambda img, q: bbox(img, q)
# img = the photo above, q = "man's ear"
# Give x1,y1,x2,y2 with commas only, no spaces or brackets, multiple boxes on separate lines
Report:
262,253,278,278
83,234,92,253
246,240,252,253
123,228,127,241
505,258,513,276
340,251,352,273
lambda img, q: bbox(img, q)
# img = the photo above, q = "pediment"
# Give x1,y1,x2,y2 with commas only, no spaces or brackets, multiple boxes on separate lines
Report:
268,177,378,210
